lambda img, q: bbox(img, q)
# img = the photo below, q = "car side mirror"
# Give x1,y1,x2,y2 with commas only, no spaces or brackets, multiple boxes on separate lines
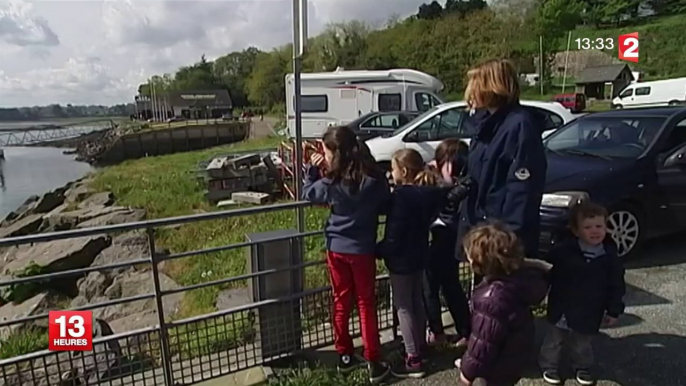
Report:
664,147,686,168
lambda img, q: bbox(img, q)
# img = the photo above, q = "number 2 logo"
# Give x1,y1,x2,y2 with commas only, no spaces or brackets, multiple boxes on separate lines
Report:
619,32,639,63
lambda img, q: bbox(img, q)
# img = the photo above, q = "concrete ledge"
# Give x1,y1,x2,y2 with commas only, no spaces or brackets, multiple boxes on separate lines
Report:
194,367,268,386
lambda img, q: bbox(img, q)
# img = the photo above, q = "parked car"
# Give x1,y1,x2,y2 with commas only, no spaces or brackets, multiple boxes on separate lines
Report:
612,77,686,109
365,100,575,165
540,106,686,259
346,111,422,141
553,93,586,113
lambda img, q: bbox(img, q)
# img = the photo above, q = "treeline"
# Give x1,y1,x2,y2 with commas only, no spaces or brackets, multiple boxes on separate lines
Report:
0,103,135,122
140,0,686,111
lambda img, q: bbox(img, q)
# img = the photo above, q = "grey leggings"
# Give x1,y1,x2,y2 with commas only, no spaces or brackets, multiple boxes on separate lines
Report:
391,272,427,356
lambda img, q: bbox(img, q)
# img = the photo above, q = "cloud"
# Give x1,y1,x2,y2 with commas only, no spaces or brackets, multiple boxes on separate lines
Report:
1,0,426,107
0,0,59,47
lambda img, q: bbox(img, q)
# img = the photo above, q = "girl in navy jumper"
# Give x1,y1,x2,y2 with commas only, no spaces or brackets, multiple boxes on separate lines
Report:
424,139,472,347
377,148,445,379
302,126,391,384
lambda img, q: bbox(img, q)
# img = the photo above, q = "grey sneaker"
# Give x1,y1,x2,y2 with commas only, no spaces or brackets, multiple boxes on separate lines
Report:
576,369,595,385
368,361,391,384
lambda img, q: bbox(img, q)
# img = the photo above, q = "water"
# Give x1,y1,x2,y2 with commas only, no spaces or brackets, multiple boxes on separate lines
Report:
0,147,93,219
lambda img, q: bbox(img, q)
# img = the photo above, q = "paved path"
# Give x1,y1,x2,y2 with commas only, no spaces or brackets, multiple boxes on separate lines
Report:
250,117,280,139
391,234,686,386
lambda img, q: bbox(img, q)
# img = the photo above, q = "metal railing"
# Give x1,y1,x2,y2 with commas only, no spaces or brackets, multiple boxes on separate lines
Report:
0,202,473,386
0,124,113,147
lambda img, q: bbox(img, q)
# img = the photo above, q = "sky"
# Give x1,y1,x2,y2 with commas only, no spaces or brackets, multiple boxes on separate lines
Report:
0,0,426,108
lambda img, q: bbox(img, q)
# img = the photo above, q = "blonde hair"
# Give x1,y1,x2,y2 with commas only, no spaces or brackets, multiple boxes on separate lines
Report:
463,222,524,276
392,149,440,186
464,59,521,109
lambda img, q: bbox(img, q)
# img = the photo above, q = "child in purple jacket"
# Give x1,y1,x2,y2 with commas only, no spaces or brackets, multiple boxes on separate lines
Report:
457,222,550,386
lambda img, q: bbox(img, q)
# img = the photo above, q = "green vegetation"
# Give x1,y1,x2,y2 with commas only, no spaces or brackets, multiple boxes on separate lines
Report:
0,327,49,359
89,137,339,319
269,366,368,386
139,1,685,112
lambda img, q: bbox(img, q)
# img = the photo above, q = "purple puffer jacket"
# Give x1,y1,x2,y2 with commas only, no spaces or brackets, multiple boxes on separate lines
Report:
460,261,549,385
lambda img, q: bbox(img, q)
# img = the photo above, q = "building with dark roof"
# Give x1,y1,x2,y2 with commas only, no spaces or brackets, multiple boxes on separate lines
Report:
169,90,233,119
133,89,233,120
575,64,634,99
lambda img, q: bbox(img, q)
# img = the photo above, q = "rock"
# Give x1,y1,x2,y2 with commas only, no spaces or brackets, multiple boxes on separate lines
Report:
76,272,113,300
0,293,50,340
64,181,93,203
91,231,150,272
2,235,111,276
0,213,43,239
0,195,39,226
42,206,130,230
32,190,65,214
77,191,114,209
76,208,146,229
216,288,251,310
89,269,182,332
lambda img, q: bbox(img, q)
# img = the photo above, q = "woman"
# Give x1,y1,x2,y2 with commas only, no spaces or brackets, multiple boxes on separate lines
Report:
456,59,547,260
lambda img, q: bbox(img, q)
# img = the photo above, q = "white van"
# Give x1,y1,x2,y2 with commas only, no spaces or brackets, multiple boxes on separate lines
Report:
285,68,444,139
612,77,686,109
365,100,576,164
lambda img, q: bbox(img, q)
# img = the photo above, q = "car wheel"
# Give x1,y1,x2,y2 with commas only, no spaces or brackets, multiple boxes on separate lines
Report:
613,104,623,110
606,203,643,259
668,100,681,106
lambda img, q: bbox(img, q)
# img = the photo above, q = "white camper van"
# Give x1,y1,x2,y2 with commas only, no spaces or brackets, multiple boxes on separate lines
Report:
285,68,444,138
612,77,686,109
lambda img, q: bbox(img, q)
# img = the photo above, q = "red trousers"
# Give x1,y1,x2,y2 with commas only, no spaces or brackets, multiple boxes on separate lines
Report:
326,251,381,362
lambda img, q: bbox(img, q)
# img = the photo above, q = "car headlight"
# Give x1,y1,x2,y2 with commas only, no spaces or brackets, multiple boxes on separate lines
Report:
541,191,589,208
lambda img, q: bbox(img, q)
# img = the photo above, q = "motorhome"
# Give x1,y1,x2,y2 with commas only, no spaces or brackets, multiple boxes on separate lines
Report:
285,68,444,139
613,77,686,109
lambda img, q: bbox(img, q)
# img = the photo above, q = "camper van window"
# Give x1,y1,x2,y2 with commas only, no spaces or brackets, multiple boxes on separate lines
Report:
379,94,402,111
635,87,651,96
620,88,634,98
300,95,328,113
415,93,440,112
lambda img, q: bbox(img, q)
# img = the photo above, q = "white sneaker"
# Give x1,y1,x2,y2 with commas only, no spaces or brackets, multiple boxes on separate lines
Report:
454,358,462,369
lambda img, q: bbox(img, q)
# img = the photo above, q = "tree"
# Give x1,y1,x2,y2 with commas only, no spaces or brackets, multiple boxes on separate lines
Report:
304,21,369,72
445,0,488,17
417,1,444,19
174,55,219,90
214,47,261,107
246,49,289,107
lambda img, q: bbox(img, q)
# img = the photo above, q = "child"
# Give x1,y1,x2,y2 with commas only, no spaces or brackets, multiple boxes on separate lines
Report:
424,139,472,347
377,148,446,379
302,126,391,384
539,201,626,386
458,222,549,386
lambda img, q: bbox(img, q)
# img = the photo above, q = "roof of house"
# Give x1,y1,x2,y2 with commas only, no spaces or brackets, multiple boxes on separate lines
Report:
576,64,634,84
168,90,232,107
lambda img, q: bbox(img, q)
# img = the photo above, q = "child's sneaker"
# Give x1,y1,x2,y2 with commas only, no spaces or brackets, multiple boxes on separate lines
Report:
454,337,468,350
427,331,447,346
391,355,425,379
542,369,562,385
454,358,461,369
337,354,364,374
575,369,595,385
368,361,390,384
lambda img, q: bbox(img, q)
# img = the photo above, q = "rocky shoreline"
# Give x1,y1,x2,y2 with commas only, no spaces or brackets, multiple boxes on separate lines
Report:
0,178,184,385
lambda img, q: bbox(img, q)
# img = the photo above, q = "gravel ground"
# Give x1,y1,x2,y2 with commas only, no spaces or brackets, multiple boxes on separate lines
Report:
390,234,686,386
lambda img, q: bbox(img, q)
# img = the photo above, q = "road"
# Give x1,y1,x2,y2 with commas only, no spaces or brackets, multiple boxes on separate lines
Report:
391,234,686,386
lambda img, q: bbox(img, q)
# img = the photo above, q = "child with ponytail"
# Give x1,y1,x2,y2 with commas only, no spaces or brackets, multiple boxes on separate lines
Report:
377,148,446,379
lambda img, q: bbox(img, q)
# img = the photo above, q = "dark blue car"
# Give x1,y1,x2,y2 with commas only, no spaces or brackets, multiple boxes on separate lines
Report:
540,107,686,259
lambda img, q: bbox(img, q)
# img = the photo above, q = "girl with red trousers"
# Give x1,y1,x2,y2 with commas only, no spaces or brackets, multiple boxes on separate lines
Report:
302,126,391,384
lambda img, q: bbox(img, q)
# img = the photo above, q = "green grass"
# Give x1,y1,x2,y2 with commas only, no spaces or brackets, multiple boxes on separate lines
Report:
88,137,337,320
0,328,49,359
269,366,368,386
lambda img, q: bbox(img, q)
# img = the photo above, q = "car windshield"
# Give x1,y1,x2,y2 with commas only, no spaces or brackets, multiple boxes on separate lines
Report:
390,105,443,136
544,116,667,159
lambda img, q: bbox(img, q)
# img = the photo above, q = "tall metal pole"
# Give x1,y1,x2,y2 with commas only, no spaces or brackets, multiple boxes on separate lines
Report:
292,0,307,233
562,31,572,93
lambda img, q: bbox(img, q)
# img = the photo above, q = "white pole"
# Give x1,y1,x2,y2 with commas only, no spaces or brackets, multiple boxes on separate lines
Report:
562,30,572,93
292,0,307,231
149,79,157,121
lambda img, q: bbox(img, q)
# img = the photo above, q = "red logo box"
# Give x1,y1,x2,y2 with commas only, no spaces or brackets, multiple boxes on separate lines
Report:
619,32,639,63
48,311,93,351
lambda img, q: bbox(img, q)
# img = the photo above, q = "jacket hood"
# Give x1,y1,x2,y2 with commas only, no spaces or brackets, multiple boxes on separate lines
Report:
488,260,550,307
